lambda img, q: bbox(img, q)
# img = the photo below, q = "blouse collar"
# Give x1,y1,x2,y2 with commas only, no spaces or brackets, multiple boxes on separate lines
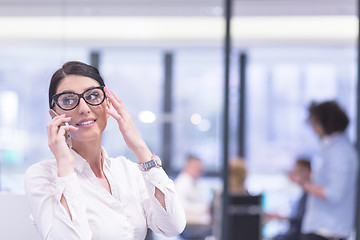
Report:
322,132,343,147
70,147,111,173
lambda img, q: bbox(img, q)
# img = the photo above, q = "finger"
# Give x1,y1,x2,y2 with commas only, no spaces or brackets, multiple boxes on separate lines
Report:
57,126,66,137
110,97,131,121
58,125,76,136
106,108,126,127
47,116,72,139
105,87,129,117
105,107,118,119
105,88,121,110
47,114,65,132
52,115,72,126
53,117,72,134
105,86,121,103
65,125,79,133
47,117,63,139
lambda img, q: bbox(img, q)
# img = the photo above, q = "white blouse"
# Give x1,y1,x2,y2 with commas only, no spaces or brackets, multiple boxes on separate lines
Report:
24,148,186,240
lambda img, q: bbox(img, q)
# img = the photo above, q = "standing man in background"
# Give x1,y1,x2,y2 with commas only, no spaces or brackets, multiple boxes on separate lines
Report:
301,101,358,240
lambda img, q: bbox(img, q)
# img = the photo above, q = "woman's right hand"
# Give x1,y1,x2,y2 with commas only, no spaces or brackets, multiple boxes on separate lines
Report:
47,114,78,177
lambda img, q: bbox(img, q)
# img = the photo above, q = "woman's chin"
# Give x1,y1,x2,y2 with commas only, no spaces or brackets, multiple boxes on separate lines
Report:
70,134,102,143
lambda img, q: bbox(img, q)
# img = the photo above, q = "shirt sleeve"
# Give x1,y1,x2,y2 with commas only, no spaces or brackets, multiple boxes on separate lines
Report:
174,174,211,225
138,167,186,237
323,145,355,203
24,163,92,240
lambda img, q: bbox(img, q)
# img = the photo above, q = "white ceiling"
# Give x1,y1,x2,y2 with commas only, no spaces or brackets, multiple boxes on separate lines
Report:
0,0,357,17
0,0,357,47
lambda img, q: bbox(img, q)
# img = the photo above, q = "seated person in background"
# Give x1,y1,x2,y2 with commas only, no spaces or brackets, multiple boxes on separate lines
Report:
174,155,212,239
266,158,311,240
228,157,249,195
212,157,249,240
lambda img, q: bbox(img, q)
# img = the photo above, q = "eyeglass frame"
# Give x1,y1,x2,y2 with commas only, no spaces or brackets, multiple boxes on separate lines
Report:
51,86,106,111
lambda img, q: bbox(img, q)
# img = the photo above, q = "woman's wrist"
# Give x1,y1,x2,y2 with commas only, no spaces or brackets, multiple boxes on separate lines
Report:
134,146,153,164
57,158,75,177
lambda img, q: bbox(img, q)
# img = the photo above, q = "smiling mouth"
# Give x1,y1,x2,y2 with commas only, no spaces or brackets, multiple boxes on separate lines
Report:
77,120,96,126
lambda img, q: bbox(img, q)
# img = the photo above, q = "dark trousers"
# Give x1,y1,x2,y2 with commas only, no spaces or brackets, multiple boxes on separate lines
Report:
274,234,299,240
180,225,212,240
302,233,346,240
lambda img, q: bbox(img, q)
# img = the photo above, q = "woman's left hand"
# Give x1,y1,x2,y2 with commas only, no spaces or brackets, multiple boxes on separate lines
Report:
105,87,166,208
104,86,152,162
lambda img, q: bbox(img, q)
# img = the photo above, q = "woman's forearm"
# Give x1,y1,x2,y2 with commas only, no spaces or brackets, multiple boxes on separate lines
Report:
303,181,326,200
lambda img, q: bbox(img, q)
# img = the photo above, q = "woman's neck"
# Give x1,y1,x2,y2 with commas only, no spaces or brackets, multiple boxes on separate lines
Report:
71,138,104,178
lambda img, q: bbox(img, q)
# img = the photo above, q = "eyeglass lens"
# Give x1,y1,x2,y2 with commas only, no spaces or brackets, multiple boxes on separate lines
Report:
56,87,105,110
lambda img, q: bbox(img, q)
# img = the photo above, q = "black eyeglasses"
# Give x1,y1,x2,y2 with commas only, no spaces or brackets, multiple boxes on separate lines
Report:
52,86,106,111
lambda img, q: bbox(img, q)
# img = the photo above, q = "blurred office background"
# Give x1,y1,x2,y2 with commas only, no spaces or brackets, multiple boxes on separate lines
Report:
0,0,358,239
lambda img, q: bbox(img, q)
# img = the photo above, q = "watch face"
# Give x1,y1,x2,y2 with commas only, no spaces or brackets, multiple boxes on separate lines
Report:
153,155,162,167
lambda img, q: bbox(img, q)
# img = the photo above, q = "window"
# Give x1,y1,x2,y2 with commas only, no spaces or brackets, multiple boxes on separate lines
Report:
100,48,163,161
0,46,88,192
172,48,224,173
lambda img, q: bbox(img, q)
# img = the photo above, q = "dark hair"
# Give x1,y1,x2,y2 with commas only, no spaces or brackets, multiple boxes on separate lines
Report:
308,100,349,135
296,158,311,171
48,61,105,108
186,154,201,163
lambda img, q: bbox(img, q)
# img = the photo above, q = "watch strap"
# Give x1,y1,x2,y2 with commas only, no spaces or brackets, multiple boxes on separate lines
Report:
138,154,161,171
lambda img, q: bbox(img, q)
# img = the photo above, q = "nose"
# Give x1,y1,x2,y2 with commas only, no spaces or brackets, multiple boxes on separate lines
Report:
77,97,91,114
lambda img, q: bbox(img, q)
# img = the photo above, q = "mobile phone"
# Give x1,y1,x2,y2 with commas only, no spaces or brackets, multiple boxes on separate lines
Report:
50,109,72,147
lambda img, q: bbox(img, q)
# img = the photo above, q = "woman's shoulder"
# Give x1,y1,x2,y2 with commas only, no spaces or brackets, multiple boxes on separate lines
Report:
327,135,357,157
24,157,58,180
24,158,59,196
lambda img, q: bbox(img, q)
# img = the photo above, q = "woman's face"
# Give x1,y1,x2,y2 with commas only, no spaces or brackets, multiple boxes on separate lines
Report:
309,116,325,139
53,75,109,142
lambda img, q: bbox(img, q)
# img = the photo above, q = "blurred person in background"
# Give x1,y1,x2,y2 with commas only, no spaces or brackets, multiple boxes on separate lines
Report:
228,157,249,195
266,158,311,240
300,100,358,240
24,61,186,240
211,157,249,240
174,155,212,239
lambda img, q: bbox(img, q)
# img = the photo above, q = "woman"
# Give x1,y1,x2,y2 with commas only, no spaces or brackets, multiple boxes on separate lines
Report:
301,101,358,240
24,61,186,240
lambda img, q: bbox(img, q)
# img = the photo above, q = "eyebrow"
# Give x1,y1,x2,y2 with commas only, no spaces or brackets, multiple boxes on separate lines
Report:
58,86,100,94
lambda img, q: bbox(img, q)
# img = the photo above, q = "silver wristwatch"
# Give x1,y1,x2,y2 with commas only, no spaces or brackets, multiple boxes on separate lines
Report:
138,154,162,171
